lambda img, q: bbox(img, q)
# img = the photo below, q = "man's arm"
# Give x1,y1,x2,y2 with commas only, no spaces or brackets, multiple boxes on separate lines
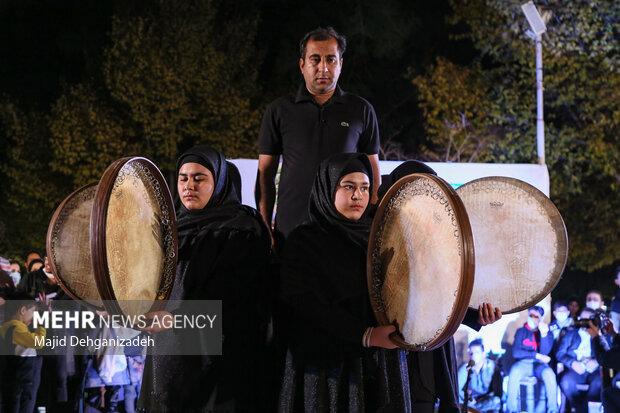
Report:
368,154,381,204
255,154,280,230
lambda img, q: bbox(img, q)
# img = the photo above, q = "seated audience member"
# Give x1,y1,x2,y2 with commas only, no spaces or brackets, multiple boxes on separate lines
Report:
588,315,620,412
550,300,574,371
550,300,574,341
506,305,557,413
557,307,602,413
457,339,500,412
0,292,46,413
585,290,604,311
610,266,620,333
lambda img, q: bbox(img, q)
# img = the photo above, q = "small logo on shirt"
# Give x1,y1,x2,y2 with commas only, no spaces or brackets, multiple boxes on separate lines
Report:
340,122,349,127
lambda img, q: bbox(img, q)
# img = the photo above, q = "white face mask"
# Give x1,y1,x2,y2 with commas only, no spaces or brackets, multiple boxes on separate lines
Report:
554,311,569,323
527,317,537,330
586,300,601,310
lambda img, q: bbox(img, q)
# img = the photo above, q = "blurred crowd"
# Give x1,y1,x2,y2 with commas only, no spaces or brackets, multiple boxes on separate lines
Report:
0,251,145,413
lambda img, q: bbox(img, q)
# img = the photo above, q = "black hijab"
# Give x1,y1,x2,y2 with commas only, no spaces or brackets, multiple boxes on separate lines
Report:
377,160,436,201
175,145,257,251
308,153,374,251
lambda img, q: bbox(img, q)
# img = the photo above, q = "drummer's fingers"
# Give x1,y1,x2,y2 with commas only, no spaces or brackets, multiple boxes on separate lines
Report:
494,307,502,321
479,303,491,324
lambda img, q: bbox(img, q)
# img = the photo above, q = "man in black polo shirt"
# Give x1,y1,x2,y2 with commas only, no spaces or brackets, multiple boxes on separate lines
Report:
256,26,381,238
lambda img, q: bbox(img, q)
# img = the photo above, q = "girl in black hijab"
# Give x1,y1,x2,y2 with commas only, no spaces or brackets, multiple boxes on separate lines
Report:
139,145,271,413
376,160,502,413
279,153,406,413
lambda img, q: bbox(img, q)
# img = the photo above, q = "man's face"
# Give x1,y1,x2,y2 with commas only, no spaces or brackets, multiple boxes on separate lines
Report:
553,305,570,322
569,300,580,316
585,292,603,310
468,345,485,364
10,263,20,273
299,38,342,96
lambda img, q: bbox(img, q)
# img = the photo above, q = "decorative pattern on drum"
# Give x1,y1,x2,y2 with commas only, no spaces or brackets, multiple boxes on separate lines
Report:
47,183,103,308
456,177,568,314
368,174,474,351
91,157,177,318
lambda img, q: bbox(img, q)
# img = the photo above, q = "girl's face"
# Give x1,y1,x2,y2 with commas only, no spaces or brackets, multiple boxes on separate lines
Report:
334,172,370,221
178,162,215,210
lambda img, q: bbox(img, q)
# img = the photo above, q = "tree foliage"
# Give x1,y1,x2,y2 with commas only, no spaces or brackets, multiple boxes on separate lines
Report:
49,0,261,187
413,0,619,270
0,0,262,259
0,99,72,258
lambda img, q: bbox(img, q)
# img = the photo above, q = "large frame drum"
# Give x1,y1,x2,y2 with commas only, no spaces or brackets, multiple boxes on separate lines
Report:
47,156,177,318
456,177,568,313
368,174,475,351
91,157,178,318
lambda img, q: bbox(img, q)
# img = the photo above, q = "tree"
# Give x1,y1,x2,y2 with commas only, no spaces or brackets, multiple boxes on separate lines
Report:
0,99,71,258
412,0,619,270
50,0,262,184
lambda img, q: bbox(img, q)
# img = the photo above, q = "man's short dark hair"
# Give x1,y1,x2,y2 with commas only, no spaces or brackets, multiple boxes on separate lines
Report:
586,290,603,299
469,338,484,351
580,307,596,319
299,26,346,59
529,305,544,316
553,300,569,310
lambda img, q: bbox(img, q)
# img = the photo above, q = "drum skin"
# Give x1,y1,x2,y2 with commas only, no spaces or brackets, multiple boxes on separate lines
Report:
47,183,103,308
91,157,177,317
457,177,568,314
368,174,474,351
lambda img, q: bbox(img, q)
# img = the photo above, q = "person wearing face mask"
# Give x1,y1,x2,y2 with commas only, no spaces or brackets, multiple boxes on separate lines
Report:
556,307,602,412
548,300,575,377
610,267,620,334
550,301,574,341
456,339,500,413
585,290,605,311
506,306,558,413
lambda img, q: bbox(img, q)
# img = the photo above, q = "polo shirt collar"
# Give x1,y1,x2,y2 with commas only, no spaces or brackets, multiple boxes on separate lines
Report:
295,84,344,104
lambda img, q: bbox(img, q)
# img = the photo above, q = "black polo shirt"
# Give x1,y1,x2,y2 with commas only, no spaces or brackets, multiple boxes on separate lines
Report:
258,84,380,236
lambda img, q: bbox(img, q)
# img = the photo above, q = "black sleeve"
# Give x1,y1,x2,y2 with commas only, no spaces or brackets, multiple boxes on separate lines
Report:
357,100,380,155
280,232,367,346
462,308,482,331
258,103,283,155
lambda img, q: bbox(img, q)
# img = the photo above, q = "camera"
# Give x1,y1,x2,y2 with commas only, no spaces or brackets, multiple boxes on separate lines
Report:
574,309,612,332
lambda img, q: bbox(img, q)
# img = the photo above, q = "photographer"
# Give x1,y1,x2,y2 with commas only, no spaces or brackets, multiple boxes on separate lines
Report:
557,307,602,412
586,312,620,411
